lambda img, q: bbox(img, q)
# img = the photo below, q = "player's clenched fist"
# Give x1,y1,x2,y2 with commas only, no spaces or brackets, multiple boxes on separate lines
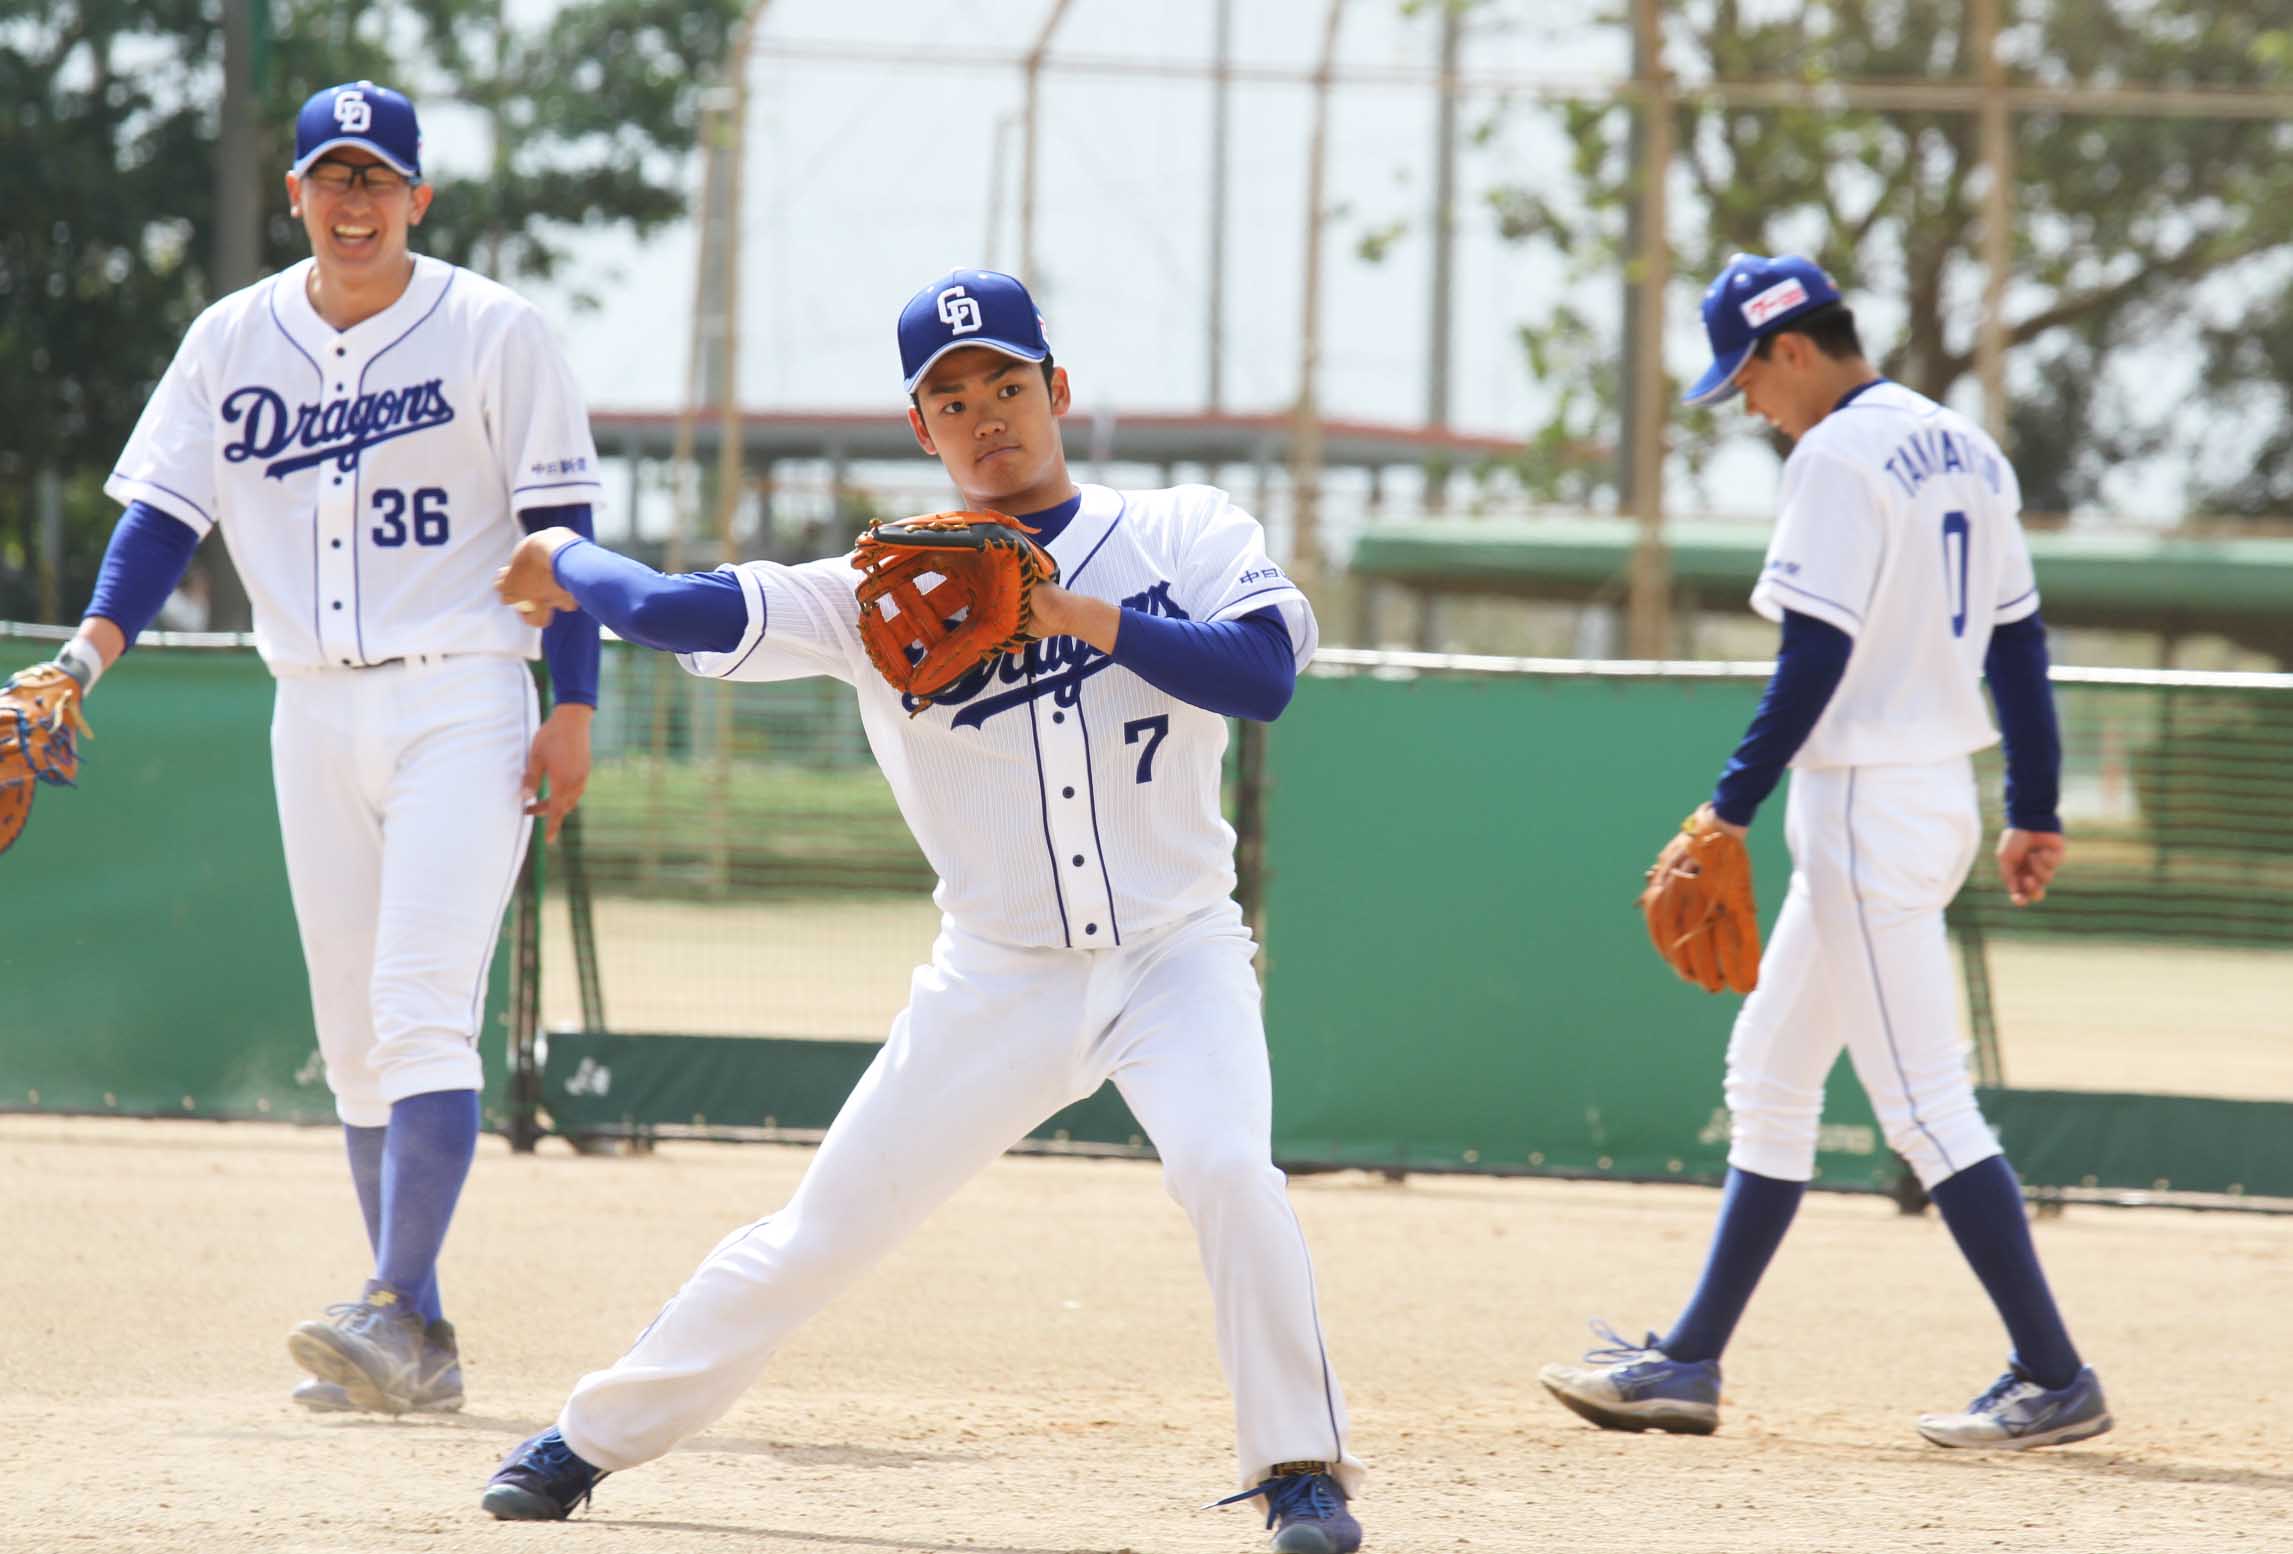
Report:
1995,827,2066,907
496,527,585,625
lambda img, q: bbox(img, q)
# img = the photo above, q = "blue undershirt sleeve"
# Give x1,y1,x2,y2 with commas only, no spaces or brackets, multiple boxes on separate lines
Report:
548,537,747,656
1984,611,2062,833
83,501,203,646
1108,606,1296,722
1710,610,1854,828
520,505,601,707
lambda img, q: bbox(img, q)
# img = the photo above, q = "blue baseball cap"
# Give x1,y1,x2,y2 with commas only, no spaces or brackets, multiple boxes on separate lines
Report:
292,81,422,181
898,269,1050,395
1682,253,1843,407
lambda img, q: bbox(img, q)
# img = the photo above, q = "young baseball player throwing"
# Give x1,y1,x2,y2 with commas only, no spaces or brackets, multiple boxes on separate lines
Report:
482,269,1364,1553
10,81,605,1415
1541,254,2110,1450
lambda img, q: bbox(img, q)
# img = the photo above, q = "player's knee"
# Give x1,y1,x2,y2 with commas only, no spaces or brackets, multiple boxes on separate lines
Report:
1158,1141,1278,1207
1726,1113,1820,1181
1722,1075,1823,1171
1881,1109,1999,1191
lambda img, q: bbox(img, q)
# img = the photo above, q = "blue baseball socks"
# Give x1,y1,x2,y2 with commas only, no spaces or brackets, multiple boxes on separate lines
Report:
362,1089,481,1320
1928,1154,2082,1388
1659,1166,1807,1364
342,1123,439,1319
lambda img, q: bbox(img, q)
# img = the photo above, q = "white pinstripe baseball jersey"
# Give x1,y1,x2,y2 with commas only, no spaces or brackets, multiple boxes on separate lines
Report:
680,482,1316,948
1751,380,2038,770
105,254,603,671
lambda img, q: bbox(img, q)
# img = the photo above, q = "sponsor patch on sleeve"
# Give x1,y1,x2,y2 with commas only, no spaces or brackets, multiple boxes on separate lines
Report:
1741,277,1809,329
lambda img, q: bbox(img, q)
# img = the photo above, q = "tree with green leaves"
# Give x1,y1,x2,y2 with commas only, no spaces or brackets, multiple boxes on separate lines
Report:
1440,1,2293,518
0,0,741,623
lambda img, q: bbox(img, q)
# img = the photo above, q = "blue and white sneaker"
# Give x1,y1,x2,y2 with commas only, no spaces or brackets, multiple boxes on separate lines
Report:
1211,1462,1362,1554
1538,1320,1722,1436
1916,1363,2113,1450
482,1428,609,1520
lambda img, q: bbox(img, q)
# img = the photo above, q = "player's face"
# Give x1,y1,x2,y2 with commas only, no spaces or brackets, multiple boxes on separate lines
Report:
1734,335,1823,440
907,349,1072,508
285,148,432,277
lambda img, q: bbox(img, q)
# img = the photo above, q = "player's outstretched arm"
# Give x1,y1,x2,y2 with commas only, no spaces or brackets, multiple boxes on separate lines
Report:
496,529,747,656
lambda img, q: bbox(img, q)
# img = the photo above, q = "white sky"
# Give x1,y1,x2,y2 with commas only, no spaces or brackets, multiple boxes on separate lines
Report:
420,0,2193,539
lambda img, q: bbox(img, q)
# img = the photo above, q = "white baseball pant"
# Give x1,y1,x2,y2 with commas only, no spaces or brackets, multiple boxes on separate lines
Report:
556,899,1363,1498
271,653,535,1126
1724,755,2003,1189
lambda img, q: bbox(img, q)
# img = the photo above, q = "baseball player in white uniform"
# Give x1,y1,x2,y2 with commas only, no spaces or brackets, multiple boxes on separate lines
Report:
479,269,1364,1554
1539,254,2109,1450
24,82,605,1415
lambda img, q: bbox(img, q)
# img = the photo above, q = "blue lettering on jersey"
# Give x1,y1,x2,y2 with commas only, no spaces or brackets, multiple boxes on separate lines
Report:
1882,427,1992,500
220,380,457,479
919,578,1189,728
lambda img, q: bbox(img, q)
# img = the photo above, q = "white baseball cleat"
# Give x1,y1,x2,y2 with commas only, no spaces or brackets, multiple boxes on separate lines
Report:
1916,1363,2113,1449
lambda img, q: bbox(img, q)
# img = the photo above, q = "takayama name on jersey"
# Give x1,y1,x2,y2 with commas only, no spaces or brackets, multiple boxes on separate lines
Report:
221,380,457,480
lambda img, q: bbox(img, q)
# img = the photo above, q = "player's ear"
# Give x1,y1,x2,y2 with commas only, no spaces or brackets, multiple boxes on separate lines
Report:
284,171,301,219
408,182,434,227
1047,366,1071,417
907,405,937,457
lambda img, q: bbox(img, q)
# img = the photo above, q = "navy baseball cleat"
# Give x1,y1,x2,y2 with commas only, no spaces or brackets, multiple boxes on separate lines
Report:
293,1318,464,1414
1538,1320,1722,1435
1916,1363,2112,1449
1211,1463,1361,1554
286,1281,427,1414
484,1428,609,1520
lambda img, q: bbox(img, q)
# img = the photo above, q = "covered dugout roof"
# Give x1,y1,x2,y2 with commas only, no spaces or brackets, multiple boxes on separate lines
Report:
590,407,1527,470
1350,518,2293,655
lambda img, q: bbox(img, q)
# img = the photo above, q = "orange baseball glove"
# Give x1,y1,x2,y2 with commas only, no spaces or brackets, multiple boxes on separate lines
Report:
850,512,1059,713
0,663,93,858
1639,810,1760,994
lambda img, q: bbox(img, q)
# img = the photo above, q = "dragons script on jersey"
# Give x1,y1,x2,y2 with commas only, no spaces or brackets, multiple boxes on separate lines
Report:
1750,379,2039,771
680,482,1315,949
105,254,604,669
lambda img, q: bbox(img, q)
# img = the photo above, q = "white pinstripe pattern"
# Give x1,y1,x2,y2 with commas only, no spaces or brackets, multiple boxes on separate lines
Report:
105,255,602,672
681,483,1316,949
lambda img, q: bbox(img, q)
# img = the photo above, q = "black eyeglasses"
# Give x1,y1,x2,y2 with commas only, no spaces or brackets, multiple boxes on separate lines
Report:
303,162,414,195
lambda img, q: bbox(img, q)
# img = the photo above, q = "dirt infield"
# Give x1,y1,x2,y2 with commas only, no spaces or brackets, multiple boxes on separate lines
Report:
5,1117,2289,1553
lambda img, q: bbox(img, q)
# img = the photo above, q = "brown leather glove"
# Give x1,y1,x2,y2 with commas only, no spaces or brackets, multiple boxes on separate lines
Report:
850,511,1059,713
0,663,94,858
1639,810,1760,994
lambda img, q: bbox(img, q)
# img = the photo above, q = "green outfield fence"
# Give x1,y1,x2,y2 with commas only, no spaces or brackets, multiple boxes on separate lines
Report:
0,623,516,1127
6,626,2289,1207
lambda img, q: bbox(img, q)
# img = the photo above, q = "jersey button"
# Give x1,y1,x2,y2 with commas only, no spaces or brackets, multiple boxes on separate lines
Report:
1061,786,1074,798
1071,854,1084,866
1084,923,1098,936
331,539,342,549
334,346,346,357
1053,711,1065,723
332,601,342,611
